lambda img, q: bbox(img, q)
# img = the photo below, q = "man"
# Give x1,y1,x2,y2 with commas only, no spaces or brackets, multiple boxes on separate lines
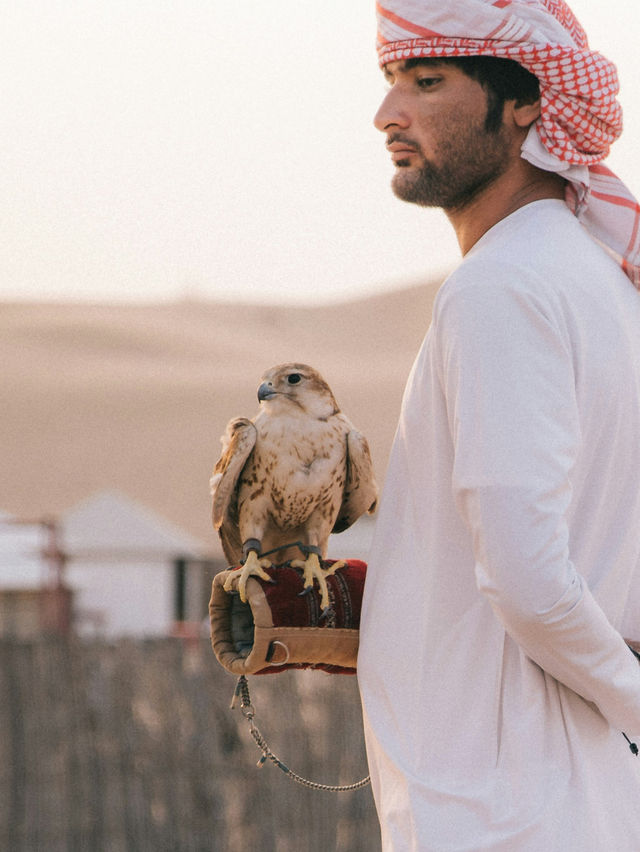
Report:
357,1,640,849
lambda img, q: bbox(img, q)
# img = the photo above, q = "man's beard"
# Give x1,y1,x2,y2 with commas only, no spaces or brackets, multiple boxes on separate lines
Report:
391,129,511,211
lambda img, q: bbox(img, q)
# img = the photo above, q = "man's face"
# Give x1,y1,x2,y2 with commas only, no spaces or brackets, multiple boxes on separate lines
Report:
375,60,513,211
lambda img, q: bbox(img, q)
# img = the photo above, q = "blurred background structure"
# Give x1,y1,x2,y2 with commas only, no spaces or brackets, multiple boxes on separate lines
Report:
0,276,441,850
0,639,379,851
1,283,439,849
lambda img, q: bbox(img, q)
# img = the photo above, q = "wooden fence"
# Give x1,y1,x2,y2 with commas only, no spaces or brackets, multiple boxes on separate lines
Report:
0,638,380,851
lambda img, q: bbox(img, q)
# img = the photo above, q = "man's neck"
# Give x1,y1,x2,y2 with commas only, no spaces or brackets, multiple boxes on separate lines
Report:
445,161,566,255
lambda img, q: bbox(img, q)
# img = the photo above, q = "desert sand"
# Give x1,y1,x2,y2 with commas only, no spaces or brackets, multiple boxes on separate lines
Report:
0,280,441,555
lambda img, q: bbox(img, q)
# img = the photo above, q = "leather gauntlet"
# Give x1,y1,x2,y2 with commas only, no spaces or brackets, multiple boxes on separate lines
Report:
209,560,366,675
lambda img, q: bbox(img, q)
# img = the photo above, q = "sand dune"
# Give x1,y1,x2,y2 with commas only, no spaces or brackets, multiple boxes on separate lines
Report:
1,280,441,553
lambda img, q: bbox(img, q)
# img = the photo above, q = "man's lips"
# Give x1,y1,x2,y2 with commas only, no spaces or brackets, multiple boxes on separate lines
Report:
386,140,419,162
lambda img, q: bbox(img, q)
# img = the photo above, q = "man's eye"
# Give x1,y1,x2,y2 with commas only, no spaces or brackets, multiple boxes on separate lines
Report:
417,77,440,89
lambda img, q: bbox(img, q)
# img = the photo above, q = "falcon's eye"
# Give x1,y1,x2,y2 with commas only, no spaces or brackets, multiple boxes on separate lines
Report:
287,373,302,385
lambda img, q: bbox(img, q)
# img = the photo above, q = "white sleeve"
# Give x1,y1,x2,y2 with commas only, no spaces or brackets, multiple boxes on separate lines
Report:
437,269,640,734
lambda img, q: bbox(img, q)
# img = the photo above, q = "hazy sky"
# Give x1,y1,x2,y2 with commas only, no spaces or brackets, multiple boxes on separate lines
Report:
2,0,639,304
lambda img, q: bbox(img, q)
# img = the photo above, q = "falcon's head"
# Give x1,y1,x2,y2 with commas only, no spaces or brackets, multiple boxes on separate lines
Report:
257,363,339,419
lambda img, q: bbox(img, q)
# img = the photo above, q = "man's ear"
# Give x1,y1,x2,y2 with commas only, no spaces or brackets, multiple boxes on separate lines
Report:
510,97,541,129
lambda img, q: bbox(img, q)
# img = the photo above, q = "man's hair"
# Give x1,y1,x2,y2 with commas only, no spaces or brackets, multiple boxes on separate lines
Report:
406,56,540,132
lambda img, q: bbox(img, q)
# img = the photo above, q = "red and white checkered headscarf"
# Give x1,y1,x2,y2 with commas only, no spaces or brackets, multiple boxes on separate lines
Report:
376,0,640,287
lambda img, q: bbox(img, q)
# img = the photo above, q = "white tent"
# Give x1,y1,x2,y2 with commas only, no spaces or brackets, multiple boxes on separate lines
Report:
62,491,210,638
0,511,49,590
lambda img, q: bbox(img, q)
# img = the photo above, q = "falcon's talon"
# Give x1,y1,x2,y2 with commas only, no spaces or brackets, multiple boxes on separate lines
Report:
325,559,346,577
291,552,333,611
223,550,273,603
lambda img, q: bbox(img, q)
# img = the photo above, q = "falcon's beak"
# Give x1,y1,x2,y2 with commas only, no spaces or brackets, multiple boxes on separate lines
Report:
257,382,277,402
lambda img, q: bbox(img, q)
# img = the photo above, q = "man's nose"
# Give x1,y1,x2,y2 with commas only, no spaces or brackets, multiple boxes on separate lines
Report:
373,88,410,133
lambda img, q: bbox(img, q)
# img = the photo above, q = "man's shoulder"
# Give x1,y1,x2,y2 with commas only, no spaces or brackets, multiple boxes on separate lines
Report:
466,200,587,275
436,246,545,314
440,200,622,306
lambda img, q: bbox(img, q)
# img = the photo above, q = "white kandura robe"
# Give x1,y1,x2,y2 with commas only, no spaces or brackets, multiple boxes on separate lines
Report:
358,200,640,851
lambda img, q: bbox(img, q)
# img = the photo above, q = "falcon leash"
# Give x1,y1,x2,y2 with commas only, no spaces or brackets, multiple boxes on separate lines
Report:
211,558,370,789
231,675,371,792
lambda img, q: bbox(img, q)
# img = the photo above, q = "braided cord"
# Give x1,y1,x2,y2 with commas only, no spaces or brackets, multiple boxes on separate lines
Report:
232,676,371,793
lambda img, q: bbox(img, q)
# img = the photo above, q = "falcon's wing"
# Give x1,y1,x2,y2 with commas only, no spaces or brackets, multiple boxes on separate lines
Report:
210,417,257,564
333,430,378,533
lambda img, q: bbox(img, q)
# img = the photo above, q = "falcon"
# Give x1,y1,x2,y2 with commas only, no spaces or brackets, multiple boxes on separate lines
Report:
211,363,378,612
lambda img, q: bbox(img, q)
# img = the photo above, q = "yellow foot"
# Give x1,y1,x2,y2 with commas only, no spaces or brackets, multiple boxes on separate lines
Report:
223,551,273,603
325,559,346,577
291,553,345,612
